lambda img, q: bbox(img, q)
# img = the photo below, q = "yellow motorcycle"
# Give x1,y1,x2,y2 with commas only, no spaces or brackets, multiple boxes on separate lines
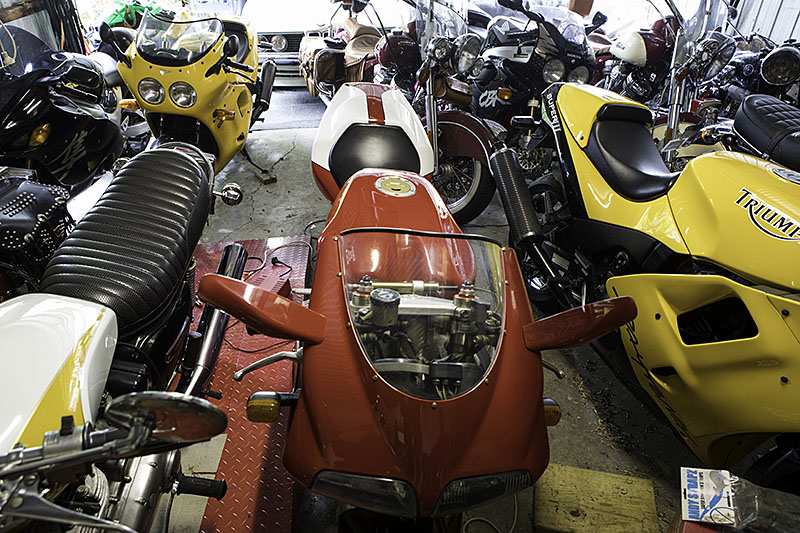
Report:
488,82,800,488
100,10,275,174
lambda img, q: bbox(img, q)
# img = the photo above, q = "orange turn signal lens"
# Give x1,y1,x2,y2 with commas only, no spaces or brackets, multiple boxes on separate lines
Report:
28,123,52,147
120,99,139,110
246,394,280,422
544,398,562,426
497,87,513,100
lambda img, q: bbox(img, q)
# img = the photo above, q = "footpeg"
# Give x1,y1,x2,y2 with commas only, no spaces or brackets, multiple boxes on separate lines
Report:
175,473,228,500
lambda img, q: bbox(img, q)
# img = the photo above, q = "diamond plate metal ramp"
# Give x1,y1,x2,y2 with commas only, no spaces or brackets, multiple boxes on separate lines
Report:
194,236,311,533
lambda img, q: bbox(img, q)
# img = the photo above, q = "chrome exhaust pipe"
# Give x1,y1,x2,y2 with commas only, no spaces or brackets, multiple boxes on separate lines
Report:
184,243,248,396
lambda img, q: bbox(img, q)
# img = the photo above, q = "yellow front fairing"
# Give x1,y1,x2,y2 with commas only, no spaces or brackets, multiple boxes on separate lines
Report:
668,151,800,291
118,18,258,173
608,274,800,466
552,85,688,254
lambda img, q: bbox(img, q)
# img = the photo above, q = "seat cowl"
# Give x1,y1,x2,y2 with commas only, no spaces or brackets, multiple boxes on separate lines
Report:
40,148,210,337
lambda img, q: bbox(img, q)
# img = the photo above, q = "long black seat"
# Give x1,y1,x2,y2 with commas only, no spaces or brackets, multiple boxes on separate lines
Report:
40,148,210,337
584,103,679,202
735,94,800,172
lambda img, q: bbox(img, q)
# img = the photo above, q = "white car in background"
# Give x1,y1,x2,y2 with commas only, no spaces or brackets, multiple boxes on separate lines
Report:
241,0,410,86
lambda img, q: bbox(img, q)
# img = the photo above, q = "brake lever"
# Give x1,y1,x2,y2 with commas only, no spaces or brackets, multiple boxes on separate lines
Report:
225,58,255,73
1,485,137,533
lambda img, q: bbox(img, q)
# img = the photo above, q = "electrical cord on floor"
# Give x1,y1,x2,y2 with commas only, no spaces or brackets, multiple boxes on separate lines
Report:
163,490,176,533
462,494,518,533
244,241,313,280
223,338,293,354
304,218,327,235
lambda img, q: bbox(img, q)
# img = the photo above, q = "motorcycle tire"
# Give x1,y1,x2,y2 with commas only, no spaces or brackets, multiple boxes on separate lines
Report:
743,434,800,495
432,157,494,226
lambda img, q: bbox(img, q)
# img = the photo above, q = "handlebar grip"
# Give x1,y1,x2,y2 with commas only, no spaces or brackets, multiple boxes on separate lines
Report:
176,474,228,500
227,60,255,73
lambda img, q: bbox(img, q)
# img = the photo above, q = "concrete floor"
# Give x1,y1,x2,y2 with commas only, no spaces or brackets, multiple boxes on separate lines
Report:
195,124,704,531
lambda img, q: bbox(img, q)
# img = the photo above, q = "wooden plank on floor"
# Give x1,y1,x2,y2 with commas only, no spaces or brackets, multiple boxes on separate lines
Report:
534,464,658,533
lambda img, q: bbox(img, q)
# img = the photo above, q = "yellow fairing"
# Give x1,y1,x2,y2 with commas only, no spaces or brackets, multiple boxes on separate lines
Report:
553,85,688,254
118,20,257,174
668,151,800,291
608,273,800,466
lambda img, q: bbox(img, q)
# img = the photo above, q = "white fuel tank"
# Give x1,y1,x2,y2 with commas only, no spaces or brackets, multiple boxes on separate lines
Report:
610,31,648,67
0,294,117,451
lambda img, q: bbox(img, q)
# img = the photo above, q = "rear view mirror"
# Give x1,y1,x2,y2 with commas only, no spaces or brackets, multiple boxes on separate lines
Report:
223,35,240,59
198,274,327,345
523,297,637,352
99,22,114,44
498,0,523,11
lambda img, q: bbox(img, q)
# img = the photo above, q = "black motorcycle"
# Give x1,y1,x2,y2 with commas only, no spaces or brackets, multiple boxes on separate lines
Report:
0,26,123,190
471,0,598,178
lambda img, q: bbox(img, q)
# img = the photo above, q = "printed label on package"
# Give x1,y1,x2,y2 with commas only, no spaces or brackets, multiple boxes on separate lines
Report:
681,467,736,525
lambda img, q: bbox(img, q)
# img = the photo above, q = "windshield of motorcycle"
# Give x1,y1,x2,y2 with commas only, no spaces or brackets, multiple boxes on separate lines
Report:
414,0,468,52
340,229,505,401
680,0,728,42
529,5,588,47
136,11,224,66
0,25,53,78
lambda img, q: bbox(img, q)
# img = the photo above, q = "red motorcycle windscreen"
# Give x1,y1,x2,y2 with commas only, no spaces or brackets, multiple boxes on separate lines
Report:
339,230,505,401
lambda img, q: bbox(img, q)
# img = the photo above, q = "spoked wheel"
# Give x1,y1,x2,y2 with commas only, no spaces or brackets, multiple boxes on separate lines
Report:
432,156,494,225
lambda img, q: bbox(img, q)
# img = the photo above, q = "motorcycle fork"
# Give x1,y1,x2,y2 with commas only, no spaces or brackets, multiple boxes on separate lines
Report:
425,75,439,174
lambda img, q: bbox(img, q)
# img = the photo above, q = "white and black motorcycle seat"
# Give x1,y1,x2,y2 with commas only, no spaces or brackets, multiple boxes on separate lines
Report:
40,148,210,336
735,94,800,172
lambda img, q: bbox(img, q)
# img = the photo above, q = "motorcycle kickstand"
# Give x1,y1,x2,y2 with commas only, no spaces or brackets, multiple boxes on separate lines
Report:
240,146,276,184
233,347,302,382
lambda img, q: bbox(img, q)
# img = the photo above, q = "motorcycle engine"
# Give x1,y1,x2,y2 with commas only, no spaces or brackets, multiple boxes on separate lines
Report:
349,276,502,400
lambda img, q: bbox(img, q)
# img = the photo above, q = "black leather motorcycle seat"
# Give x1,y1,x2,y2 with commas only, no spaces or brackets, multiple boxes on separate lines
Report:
584,109,679,202
40,148,210,337
734,94,800,171
329,124,421,186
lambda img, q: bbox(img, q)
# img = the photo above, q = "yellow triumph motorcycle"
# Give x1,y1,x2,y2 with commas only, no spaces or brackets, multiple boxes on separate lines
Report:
100,10,275,174
488,82,800,487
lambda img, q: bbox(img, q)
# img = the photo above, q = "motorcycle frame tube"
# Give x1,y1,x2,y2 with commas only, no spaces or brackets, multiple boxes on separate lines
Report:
283,170,549,516
607,273,800,467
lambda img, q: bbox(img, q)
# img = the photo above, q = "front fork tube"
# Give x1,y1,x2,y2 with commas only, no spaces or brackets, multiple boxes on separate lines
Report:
425,75,439,175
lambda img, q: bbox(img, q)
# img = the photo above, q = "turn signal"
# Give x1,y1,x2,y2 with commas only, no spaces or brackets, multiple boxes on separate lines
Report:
120,99,139,110
544,398,562,426
28,123,52,147
214,109,236,122
497,87,513,100
246,392,280,422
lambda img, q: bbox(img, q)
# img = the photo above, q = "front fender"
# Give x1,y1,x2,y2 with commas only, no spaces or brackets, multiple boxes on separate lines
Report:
434,109,502,168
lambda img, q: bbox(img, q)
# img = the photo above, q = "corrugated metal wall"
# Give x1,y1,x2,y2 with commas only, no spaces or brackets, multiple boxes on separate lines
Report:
736,0,800,43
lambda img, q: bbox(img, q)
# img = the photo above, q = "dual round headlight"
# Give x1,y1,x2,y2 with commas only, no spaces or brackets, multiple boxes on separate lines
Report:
454,34,482,76
429,36,453,61
138,78,197,108
543,59,566,84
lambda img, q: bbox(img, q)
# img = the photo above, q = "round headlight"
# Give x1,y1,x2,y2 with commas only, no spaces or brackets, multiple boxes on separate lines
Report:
429,36,452,61
567,65,590,83
470,57,485,77
169,82,197,108
454,34,482,75
761,46,800,86
138,78,165,105
542,59,566,84
270,34,288,53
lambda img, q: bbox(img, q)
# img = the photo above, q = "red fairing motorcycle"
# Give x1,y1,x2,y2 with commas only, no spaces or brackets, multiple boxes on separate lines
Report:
199,160,636,527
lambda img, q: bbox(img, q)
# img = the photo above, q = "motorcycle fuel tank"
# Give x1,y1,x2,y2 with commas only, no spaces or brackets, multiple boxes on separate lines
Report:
668,151,800,291
0,294,117,451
